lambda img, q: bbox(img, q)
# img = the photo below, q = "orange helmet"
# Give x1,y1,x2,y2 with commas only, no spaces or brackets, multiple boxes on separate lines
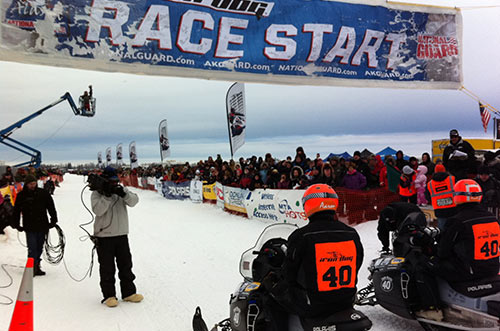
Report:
453,179,483,205
302,184,339,218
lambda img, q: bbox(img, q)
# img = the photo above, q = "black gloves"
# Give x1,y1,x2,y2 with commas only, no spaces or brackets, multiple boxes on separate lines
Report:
261,271,279,291
113,185,126,197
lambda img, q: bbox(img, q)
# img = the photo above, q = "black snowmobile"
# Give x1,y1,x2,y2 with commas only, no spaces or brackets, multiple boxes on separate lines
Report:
356,225,500,331
194,223,372,331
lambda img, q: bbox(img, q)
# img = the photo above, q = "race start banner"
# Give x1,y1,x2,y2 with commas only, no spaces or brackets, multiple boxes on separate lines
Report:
159,119,170,161
226,82,246,157
0,0,461,89
129,141,138,168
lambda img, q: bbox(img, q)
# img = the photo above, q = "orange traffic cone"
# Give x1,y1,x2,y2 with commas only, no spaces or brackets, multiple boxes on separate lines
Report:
9,258,34,331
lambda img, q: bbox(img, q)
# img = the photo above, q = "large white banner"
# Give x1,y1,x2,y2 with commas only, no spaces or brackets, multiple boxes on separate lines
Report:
0,0,462,89
226,82,246,156
244,189,309,226
215,182,225,210
223,185,248,214
159,119,170,161
190,180,203,203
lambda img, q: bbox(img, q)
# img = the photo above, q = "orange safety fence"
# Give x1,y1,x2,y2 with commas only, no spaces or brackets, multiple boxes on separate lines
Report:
336,187,400,225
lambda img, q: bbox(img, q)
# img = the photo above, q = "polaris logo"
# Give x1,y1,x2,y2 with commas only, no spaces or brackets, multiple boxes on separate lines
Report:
312,326,336,331
467,284,493,292
166,0,275,18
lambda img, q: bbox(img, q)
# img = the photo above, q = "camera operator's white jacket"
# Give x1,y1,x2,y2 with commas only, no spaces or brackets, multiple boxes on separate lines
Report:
91,187,139,237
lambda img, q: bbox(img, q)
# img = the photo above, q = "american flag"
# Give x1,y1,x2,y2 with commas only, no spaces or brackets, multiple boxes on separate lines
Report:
479,102,490,133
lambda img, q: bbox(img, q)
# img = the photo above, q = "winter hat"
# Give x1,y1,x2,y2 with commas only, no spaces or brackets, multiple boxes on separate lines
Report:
435,164,446,173
402,165,414,175
478,165,490,175
24,174,37,185
449,129,459,137
102,166,119,180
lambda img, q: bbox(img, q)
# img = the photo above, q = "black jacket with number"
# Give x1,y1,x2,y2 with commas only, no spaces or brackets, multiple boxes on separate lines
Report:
12,187,57,233
437,203,500,280
273,211,363,317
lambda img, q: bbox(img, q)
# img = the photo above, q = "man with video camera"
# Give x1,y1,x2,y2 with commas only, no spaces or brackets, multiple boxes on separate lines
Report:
90,166,143,308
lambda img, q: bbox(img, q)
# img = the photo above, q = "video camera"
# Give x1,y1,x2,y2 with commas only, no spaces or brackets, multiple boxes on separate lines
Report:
87,173,109,192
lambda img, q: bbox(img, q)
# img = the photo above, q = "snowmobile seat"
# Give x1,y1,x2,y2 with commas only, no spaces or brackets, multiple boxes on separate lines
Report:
298,308,372,331
448,274,500,298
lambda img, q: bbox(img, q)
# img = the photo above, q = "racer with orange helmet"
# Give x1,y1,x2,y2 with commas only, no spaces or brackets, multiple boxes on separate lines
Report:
410,179,500,321
432,179,500,281
263,184,364,329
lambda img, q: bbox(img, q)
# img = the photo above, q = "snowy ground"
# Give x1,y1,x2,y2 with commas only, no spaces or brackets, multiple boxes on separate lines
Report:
0,174,422,331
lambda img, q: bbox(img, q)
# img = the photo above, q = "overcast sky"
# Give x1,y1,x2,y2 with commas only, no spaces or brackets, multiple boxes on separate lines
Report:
1,0,500,165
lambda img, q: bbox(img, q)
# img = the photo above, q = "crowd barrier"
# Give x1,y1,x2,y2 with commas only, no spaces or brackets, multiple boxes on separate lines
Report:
120,175,401,225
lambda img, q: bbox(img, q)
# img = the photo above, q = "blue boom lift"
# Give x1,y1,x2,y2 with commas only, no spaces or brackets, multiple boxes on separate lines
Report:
0,91,95,168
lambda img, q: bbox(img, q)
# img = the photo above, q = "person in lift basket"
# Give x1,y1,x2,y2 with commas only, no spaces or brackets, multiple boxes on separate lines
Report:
91,166,143,308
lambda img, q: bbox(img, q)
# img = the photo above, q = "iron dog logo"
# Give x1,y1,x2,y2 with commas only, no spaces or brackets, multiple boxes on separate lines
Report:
166,0,275,18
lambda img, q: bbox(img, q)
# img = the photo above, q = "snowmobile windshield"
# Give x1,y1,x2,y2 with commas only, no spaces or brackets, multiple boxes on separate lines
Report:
239,223,298,281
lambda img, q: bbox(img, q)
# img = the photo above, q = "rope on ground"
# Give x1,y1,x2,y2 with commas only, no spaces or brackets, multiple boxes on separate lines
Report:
44,224,65,265
59,184,97,282
0,264,24,306
17,231,27,248
460,86,499,115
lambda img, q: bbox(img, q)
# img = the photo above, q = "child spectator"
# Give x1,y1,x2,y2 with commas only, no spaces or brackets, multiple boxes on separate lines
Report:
415,165,428,206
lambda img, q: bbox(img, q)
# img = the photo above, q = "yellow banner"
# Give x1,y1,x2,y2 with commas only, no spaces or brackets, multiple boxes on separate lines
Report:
203,182,216,201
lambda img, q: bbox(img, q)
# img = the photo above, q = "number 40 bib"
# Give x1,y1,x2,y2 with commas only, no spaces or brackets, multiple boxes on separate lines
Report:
473,222,500,261
315,241,357,292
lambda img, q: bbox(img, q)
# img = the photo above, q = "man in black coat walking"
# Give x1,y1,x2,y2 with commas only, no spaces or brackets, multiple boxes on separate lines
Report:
12,175,58,276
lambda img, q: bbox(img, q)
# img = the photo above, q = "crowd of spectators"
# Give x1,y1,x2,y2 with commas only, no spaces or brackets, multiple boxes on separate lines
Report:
112,147,435,193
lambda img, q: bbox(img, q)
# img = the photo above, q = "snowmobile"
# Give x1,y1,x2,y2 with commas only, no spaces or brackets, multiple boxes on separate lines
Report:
195,223,372,331
356,229,500,330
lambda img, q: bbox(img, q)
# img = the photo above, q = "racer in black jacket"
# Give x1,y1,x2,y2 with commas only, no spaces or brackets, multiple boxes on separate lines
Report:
433,179,500,281
264,184,364,329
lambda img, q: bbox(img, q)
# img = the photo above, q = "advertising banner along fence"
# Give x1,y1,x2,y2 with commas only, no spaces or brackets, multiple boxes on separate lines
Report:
159,119,170,161
0,0,461,89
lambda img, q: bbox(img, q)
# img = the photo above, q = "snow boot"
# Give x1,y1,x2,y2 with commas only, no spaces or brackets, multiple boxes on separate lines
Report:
123,293,143,303
34,263,46,276
415,307,444,322
103,297,119,308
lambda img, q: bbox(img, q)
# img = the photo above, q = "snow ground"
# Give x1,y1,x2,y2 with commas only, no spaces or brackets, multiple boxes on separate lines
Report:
0,174,422,331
